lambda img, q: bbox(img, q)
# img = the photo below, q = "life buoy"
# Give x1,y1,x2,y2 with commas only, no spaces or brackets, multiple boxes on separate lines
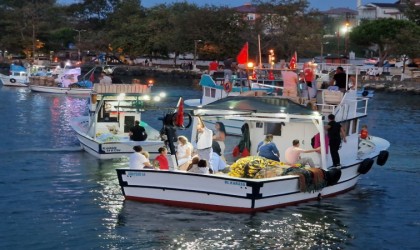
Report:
358,158,374,174
10,78,16,83
362,90,369,97
376,150,389,166
325,168,342,186
224,82,232,93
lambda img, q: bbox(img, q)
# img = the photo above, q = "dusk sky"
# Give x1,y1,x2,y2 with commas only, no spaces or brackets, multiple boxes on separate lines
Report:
59,0,399,10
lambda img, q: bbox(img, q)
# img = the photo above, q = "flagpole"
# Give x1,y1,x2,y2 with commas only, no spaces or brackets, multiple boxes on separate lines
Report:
258,35,262,69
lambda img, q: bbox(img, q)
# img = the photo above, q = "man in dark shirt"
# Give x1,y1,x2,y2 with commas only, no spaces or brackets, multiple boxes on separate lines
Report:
129,120,147,141
325,114,346,167
330,66,347,91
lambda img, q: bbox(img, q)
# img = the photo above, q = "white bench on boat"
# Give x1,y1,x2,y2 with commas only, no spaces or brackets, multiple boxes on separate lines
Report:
318,90,343,115
93,84,150,94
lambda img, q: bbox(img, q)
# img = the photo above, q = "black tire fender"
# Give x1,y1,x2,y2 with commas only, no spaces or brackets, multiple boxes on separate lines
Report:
376,150,389,166
325,168,342,186
171,112,192,129
10,78,16,83
358,158,374,174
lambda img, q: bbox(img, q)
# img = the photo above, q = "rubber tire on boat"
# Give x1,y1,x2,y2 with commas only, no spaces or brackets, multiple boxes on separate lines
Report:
376,150,389,166
362,90,369,97
171,112,192,129
224,82,232,93
10,78,16,83
325,168,342,186
358,158,374,174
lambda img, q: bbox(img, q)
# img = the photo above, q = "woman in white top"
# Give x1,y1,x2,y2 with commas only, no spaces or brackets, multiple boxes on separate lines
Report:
177,136,192,166
213,122,226,160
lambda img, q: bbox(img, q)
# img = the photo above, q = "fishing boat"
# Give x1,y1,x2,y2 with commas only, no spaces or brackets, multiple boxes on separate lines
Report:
0,64,30,87
116,90,390,212
28,66,93,95
70,83,166,160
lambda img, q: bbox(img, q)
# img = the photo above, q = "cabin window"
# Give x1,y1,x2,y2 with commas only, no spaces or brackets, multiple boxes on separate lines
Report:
210,88,216,98
351,120,358,134
265,122,284,136
204,87,210,97
341,121,351,136
98,101,118,122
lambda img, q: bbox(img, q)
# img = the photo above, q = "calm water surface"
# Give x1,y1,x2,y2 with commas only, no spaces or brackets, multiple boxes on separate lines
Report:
0,80,418,250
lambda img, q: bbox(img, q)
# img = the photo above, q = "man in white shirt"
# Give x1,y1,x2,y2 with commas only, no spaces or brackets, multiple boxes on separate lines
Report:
285,139,320,167
129,145,151,169
195,121,213,169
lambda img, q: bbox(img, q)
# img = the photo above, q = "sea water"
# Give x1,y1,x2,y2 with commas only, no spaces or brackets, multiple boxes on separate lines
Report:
0,80,419,249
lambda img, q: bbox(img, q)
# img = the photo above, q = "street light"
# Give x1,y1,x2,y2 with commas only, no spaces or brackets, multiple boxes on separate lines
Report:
74,29,86,61
193,39,202,71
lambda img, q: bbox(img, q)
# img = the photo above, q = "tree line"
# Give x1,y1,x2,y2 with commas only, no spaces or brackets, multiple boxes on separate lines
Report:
0,0,418,65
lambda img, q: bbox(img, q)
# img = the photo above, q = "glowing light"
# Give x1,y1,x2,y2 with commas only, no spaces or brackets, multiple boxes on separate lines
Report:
247,62,254,69
153,96,161,102
143,95,151,101
159,92,166,98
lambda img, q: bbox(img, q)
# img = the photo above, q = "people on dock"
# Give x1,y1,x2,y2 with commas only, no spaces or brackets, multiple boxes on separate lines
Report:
129,145,151,169
330,66,347,92
257,134,280,161
285,139,320,167
325,114,346,167
195,120,213,169
281,67,299,100
176,135,193,167
99,72,112,84
129,120,147,141
154,147,169,170
213,122,226,160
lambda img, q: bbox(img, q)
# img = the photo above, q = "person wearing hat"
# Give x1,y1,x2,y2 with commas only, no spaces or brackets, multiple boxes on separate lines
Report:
129,145,151,169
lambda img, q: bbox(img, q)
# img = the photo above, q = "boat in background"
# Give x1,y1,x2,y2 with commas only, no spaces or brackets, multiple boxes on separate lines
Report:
116,91,390,212
28,66,93,95
70,83,166,159
0,64,29,87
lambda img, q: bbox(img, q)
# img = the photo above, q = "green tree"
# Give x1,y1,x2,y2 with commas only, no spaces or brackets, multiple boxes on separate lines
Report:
350,18,420,66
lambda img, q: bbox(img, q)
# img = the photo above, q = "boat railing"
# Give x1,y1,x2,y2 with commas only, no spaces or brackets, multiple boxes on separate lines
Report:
93,83,150,94
317,91,368,120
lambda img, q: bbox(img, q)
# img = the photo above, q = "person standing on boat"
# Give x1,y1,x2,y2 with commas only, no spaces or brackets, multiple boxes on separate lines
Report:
257,134,280,161
196,120,213,169
210,141,227,173
330,66,347,92
208,60,219,75
129,146,152,169
129,120,147,141
213,122,226,160
325,114,346,167
285,139,320,167
281,67,299,99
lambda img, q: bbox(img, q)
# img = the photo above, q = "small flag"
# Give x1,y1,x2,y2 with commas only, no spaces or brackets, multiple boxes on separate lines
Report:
175,97,184,127
236,42,248,65
289,51,297,70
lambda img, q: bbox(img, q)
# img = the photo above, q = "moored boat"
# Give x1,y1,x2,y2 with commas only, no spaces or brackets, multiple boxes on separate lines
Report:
0,64,30,87
70,83,166,159
116,90,390,212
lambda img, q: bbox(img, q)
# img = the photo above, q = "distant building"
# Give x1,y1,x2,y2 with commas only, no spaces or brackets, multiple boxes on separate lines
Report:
357,0,420,22
232,2,259,23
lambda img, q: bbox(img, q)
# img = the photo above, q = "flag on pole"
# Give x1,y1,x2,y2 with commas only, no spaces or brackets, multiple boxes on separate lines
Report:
236,42,248,65
175,97,184,127
289,51,297,70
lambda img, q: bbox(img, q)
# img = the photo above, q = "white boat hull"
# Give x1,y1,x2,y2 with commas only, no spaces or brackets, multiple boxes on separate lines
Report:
29,85,92,95
0,74,28,87
116,160,371,212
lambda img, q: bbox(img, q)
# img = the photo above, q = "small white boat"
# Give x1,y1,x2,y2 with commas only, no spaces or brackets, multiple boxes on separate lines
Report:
28,66,93,95
0,64,30,87
70,84,166,159
116,90,390,212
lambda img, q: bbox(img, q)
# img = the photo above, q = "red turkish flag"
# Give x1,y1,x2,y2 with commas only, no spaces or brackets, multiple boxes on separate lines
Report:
175,97,184,127
236,42,248,65
289,51,297,70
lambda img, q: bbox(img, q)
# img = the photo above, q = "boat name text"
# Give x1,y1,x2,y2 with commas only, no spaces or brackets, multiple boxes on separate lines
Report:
225,180,246,186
